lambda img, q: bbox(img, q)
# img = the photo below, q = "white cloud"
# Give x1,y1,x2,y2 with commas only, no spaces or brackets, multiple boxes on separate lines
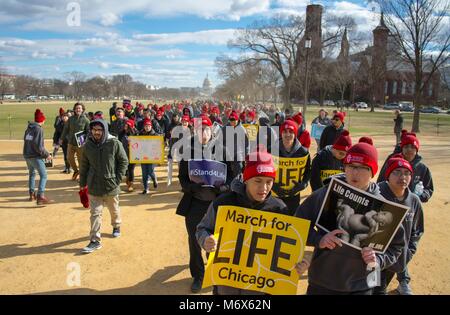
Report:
133,29,236,46
100,13,122,26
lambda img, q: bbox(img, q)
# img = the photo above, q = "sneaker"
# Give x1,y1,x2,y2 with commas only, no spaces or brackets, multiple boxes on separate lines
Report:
112,227,121,238
72,171,79,181
191,278,203,293
153,177,158,189
36,195,54,205
126,180,134,192
397,281,413,295
82,241,102,254
60,168,68,174
141,189,149,195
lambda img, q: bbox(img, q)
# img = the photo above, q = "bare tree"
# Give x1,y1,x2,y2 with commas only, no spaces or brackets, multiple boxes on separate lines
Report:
379,0,450,132
65,71,86,100
228,15,306,110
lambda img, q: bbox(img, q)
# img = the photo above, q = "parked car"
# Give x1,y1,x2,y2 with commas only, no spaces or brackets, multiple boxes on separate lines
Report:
354,102,368,109
400,104,414,112
323,100,335,106
309,99,319,105
420,106,441,114
447,110,450,115
336,100,351,108
383,103,400,110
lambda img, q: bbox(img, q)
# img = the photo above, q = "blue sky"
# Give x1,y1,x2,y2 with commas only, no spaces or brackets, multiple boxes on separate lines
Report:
0,0,383,88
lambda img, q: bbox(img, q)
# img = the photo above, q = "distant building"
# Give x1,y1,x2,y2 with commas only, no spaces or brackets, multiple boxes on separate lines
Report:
202,74,213,97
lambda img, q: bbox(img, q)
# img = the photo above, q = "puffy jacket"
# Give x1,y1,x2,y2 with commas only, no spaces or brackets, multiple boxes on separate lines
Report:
79,119,128,196
319,124,345,151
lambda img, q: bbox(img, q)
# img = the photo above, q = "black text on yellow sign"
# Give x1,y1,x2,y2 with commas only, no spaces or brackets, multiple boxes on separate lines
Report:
203,206,310,295
320,169,343,181
272,155,309,190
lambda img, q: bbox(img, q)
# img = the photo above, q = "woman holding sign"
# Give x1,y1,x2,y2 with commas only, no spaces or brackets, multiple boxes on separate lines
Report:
176,115,230,293
271,120,311,215
295,138,406,295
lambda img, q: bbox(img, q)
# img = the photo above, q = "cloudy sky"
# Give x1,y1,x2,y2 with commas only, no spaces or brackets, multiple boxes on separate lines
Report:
0,0,383,88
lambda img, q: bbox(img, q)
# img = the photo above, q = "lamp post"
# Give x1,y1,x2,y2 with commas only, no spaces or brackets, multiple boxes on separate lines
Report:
303,37,311,119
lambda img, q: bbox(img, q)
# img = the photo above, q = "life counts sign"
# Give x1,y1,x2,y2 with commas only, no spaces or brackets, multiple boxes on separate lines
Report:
271,155,309,196
202,206,310,295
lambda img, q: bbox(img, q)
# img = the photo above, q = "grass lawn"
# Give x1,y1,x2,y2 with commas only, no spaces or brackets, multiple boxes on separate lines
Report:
0,101,449,140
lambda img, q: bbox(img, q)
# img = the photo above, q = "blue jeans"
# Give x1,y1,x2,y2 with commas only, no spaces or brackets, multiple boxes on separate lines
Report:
141,164,155,190
25,158,47,195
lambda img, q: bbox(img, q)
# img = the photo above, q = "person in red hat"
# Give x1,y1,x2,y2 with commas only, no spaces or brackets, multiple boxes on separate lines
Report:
374,156,423,295
245,110,257,124
139,119,159,194
176,113,231,293
197,146,310,295
209,106,223,126
121,119,137,192
271,120,311,215
319,111,346,150
377,131,433,203
295,137,405,295
288,112,311,149
23,109,54,205
310,130,352,191
239,112,246,124
154,109,169,142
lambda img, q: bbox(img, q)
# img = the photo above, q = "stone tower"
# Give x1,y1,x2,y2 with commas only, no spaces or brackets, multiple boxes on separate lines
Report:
372,12,389,104
338,27,349,61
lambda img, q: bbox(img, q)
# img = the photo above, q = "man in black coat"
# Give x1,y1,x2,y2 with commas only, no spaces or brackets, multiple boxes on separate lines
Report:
319,111,346,150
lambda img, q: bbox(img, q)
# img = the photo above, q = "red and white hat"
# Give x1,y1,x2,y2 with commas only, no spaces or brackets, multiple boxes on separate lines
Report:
401,132,420,152
332,130,352,151
344,137,378,177
34,109,46,123
385,155,413,179
280,120,298,136
243,146,276,182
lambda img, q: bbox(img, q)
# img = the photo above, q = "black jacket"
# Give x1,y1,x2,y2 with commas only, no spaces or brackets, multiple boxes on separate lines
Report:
196,180,289,294
377,153,433,203
271,138,311,198
176,137,227,217
294,175,405,293
378,182,424,273
319,124,345,150
310,145,344,191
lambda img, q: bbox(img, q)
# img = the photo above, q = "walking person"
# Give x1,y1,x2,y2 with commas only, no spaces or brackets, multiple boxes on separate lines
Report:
52,107,65,157
60,102,90,181
23,109,54,205
139,119,159,194
394,110,403,145
319,111,346,150
79,119,128,254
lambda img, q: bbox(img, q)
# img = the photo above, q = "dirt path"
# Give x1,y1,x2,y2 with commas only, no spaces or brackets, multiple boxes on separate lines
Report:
0,135,449,295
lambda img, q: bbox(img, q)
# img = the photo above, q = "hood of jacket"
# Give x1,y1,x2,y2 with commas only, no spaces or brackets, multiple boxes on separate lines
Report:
88,119,109,146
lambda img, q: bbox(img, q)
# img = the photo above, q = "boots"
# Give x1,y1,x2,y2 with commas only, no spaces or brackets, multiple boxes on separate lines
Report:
29,191,36,201
126,180,134,192
36,194,54,205
72,170,79,180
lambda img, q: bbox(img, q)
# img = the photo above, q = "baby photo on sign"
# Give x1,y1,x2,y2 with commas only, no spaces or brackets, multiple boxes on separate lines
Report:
315,177,409,253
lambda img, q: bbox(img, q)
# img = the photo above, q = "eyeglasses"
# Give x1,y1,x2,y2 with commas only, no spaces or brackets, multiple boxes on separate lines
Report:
346,164,371,172
391,169,412,177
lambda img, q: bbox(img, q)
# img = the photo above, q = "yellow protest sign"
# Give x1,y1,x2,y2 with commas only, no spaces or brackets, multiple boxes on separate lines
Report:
320,169,343,181
272,155,309,192
242,124,259,142
202,205,310,295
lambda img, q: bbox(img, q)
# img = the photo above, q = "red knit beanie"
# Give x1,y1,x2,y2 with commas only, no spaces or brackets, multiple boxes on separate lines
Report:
243,146,276,182
229,111,239,121
280,120,298,136
385,156,413,180
126,119,135,129
181,115,190,123
344,137,378,177
401,133,420,152
333,112,345,122
143,118,152,127
59,107,65,115
239,112,246,121
34,109,46,123
332,130,352,151
292,112,303,126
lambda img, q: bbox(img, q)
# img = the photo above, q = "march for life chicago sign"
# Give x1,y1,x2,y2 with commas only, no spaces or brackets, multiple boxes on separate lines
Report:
202,206,310,295
188,159,227,187
316,177,409,253
128,135,165,164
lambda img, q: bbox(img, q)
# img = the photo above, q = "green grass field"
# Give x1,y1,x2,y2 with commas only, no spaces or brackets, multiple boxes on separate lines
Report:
0,101,449,140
